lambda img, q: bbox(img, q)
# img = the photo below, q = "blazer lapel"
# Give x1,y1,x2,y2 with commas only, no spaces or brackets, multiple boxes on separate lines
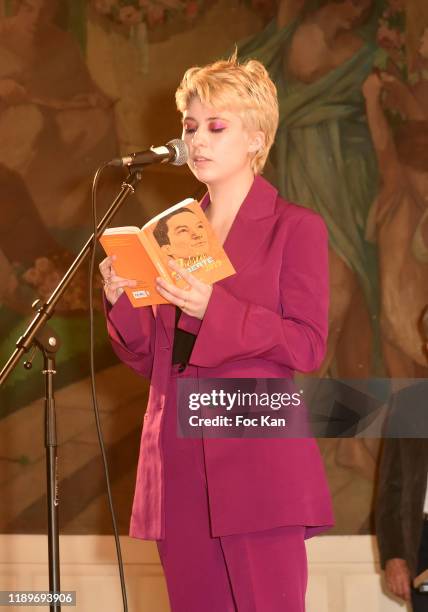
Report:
156,176,279,346
156,303,175,349
201,175,279,275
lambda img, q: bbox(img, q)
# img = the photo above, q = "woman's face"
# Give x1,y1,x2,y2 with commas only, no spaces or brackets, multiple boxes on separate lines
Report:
162,211,209,259
15,0,55,33
419,28,428,61
182,97,260,187
328,0,373,30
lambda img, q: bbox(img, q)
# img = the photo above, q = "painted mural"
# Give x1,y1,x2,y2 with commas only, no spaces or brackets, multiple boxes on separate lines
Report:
0,0,427,535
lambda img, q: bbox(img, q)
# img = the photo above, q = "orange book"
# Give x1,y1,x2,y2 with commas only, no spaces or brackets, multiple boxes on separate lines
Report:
99,198,235,307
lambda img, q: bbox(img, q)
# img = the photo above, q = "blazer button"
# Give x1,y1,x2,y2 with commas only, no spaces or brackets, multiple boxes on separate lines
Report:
178,363,186,373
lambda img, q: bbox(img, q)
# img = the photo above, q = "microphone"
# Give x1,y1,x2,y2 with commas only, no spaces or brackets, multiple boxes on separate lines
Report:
108,138,188,167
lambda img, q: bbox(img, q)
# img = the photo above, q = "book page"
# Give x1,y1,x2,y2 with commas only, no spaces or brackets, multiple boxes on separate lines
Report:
102,227,140,235
142,198,195,230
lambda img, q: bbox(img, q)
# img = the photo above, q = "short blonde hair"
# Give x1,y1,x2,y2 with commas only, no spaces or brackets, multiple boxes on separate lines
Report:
175,54,279,175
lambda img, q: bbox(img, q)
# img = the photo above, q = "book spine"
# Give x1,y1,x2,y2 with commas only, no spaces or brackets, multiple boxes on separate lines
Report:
138,232,171,282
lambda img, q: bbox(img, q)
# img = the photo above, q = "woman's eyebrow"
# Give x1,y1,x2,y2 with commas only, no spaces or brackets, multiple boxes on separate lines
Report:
206,116,229,121
182,116,230,122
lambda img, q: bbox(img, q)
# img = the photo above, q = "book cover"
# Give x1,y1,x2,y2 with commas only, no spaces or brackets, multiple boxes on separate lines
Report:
100,198,235,307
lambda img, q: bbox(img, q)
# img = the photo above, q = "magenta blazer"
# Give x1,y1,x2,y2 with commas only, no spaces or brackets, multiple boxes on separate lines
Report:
106,175,334,540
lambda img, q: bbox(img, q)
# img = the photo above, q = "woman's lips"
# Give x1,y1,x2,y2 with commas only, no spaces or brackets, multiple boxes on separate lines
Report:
193,157,211,166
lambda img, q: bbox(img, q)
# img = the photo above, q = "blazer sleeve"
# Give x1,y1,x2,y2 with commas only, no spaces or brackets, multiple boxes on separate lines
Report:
104,292,155,379
187,214,329,372
375,439,406,567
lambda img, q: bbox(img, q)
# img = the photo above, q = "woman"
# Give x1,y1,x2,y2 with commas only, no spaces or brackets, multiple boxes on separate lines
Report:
363,66,428,378
100,56,333,612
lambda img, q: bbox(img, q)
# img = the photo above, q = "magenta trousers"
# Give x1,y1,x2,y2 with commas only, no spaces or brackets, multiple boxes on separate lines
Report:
155,367,308,611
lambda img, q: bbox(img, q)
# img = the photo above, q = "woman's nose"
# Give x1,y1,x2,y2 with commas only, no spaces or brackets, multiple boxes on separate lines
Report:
191,127,207,147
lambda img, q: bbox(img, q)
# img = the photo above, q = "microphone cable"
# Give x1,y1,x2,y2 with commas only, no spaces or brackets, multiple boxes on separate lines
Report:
88,163,129,612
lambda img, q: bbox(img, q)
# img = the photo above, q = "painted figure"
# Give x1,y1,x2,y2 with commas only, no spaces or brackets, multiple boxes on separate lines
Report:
238,0,380,376
0,0,116,228
363,17,428,377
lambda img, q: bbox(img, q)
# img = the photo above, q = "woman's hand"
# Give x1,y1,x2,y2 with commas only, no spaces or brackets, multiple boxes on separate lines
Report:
156,259,213,320
99,255,136,306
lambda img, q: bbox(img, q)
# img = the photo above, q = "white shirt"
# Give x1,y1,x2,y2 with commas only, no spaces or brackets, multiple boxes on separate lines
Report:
423,474,428,515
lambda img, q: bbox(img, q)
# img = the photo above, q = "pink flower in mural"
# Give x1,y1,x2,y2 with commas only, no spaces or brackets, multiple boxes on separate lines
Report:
385,0,405,15
93,0,117,15
22,256,101,312
119,5,143,26
147,4,166,27
157,0,185,7
377,23,404,52
92,0,212,34
185,0,199,20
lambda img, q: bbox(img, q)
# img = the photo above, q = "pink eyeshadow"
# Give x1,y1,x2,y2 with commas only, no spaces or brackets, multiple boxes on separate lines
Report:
209,121,226,130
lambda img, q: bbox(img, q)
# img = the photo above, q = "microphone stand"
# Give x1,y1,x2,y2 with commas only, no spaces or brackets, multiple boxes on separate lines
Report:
0,168,143,611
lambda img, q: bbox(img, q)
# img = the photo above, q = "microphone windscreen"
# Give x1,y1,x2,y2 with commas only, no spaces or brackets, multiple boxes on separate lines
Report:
168,139,188,166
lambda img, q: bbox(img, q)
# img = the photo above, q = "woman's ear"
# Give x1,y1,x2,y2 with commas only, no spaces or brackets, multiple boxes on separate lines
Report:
248,131,265,154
